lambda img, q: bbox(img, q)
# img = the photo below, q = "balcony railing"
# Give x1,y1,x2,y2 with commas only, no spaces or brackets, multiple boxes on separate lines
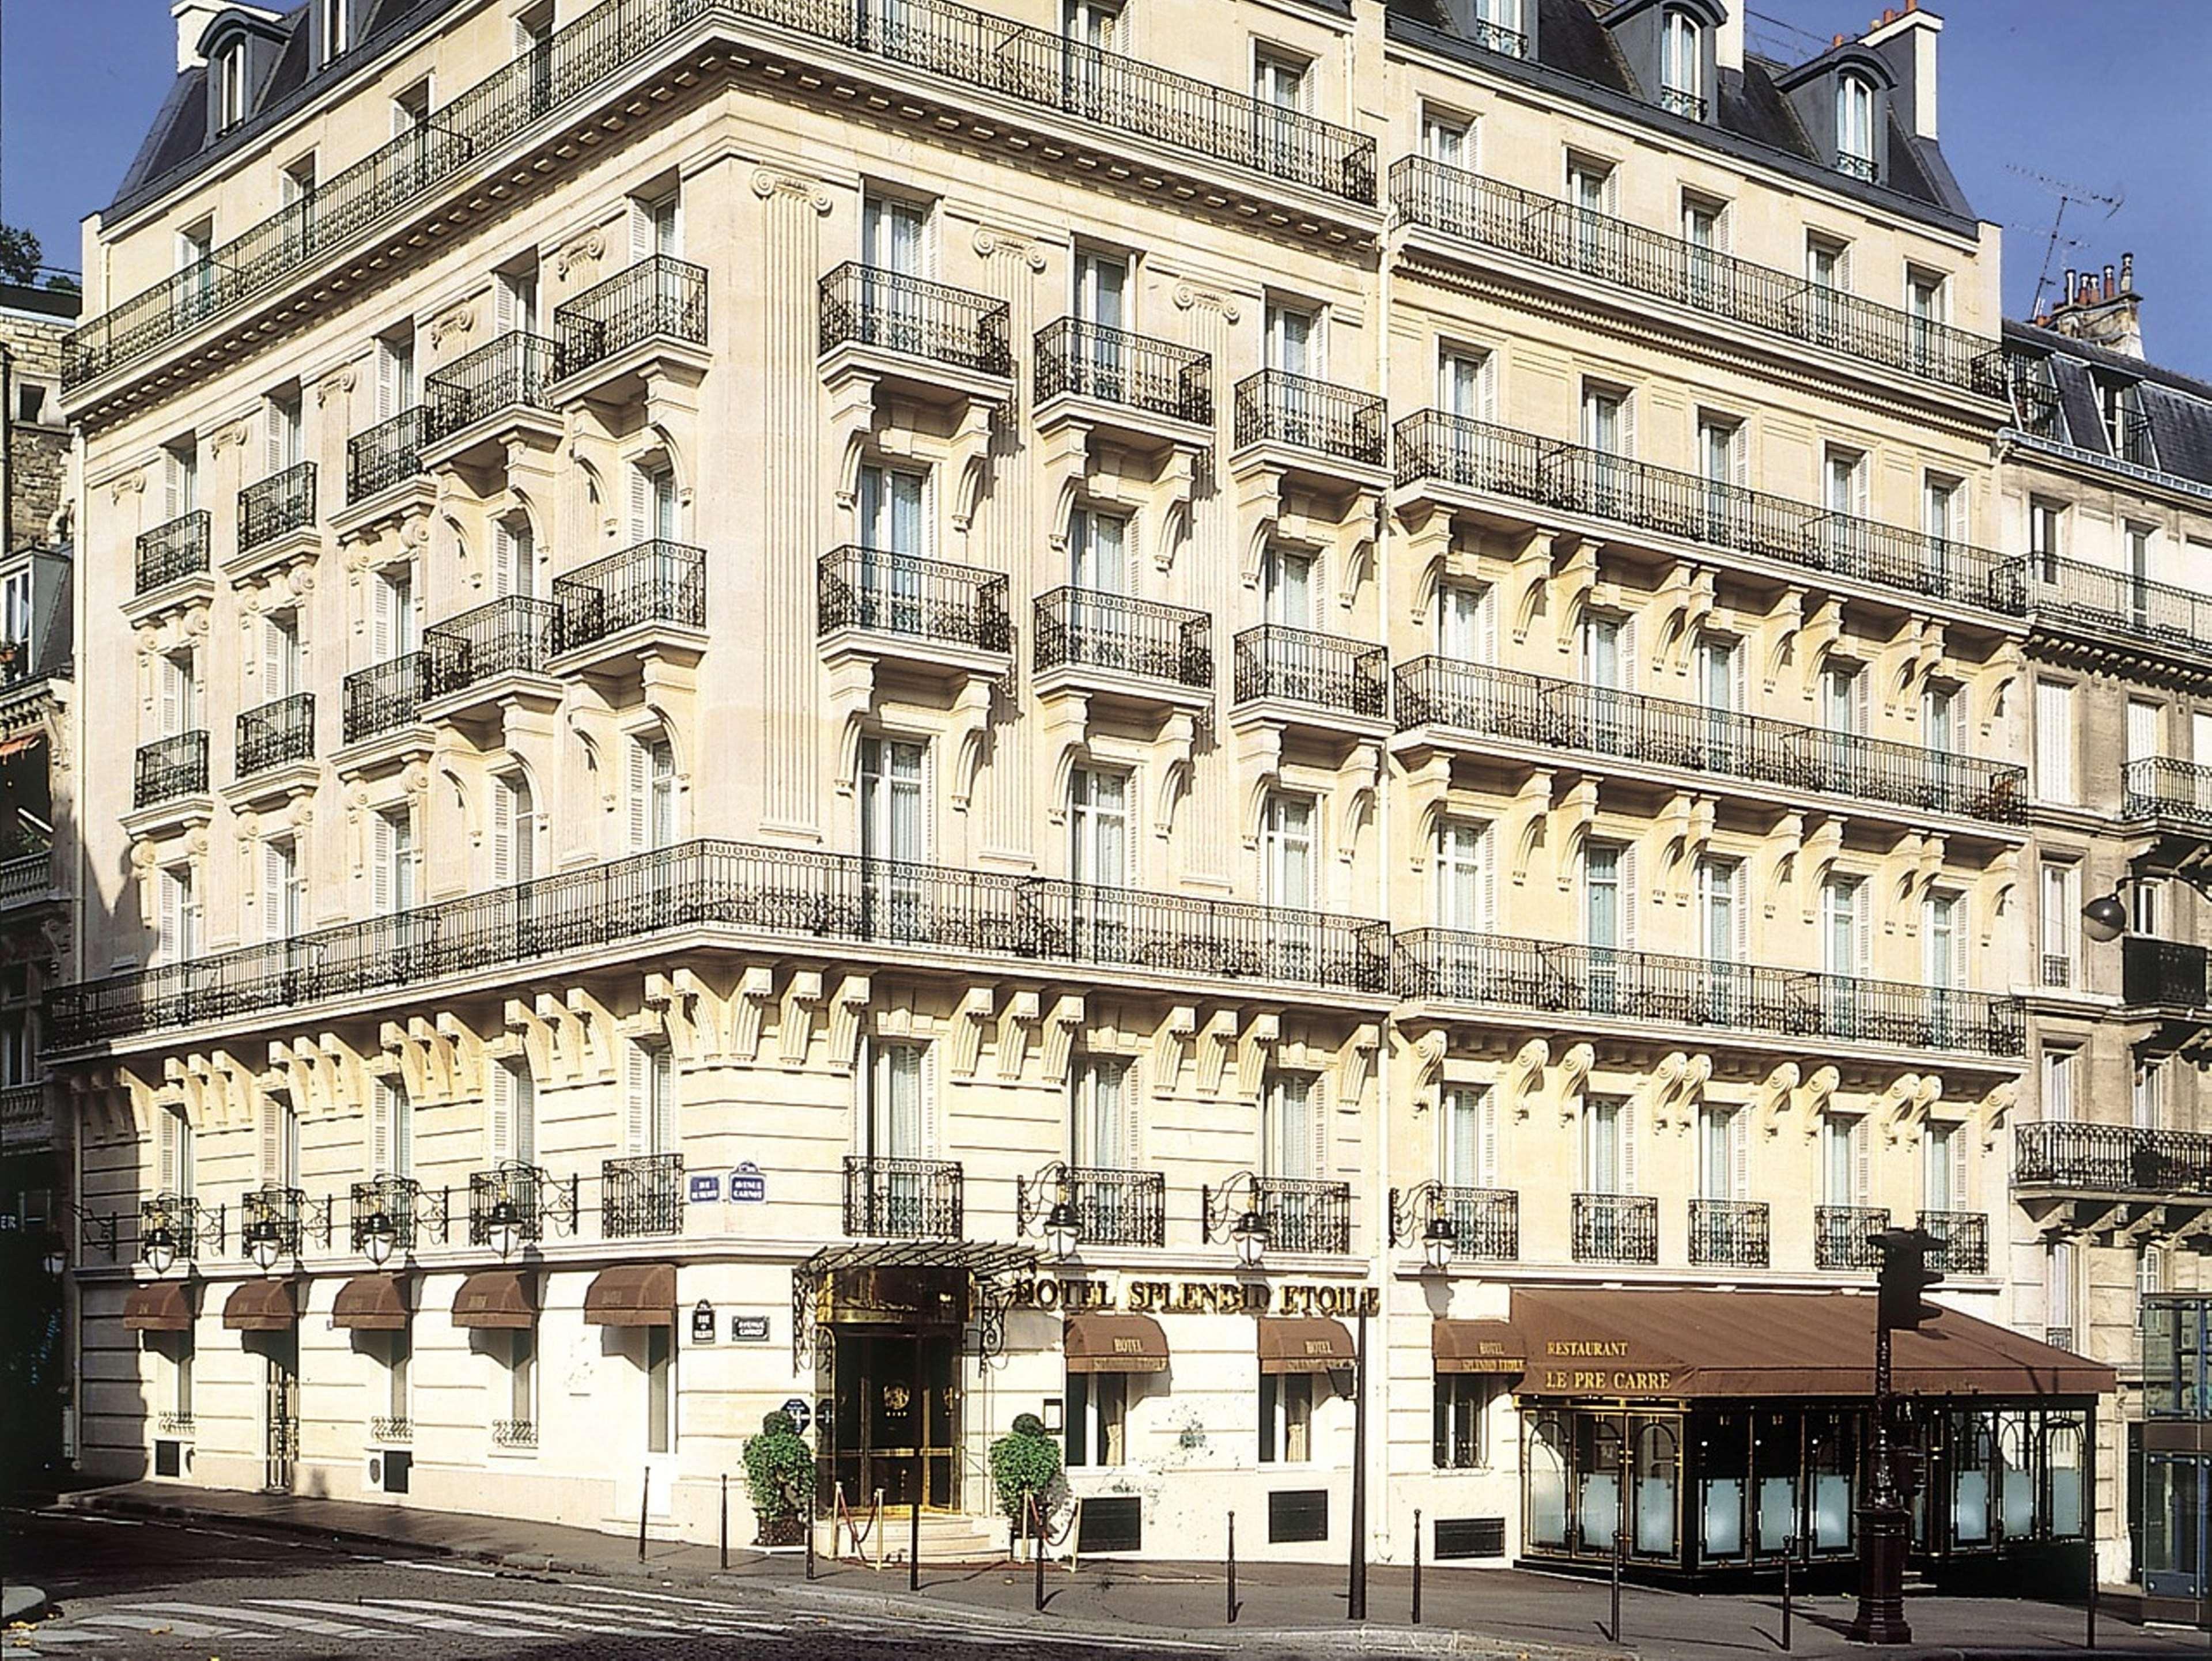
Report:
1438,1185,1518,1261
2042,953,2073,990
1233,369,1387,466
2124,758,2212,828
134,731,209,807
844,1156,962,1239
240,1185,307,1261
236,692,315,778
2020,555,2212,659
1572,1193,1658,1263
0,1081,46,1148
1388,157,2005,398
2044,1326,2075,1353
553,539,706,651
1234,625,1389,719
347,406,432,502
1394,929,2025,1057
2015,1121,2212,1198
1917,1209,1988,1276
50,841,1393,1047
1688,1198,1770,1267
817,546,1011,653
343,654,428,744
1062,1167,1167,1248
239,461,317,554
492,1418,538,1449
1395,656,2027,824
1393,409,2019,615
1034,317,1211,426
1814,1204,1889,1270
1659,86,1708,120
554,253,708,375
0,852,52,907
818,264,1011,377
603,1152,685,1238
1034,588,1211,689
350,1175,428,1253
2125,937,2212,1010
369,1416,413,1443
1254,1175,1352,1254
470,1162,551,1248
422,596,562,699
135,510,211,595
424,330,559,442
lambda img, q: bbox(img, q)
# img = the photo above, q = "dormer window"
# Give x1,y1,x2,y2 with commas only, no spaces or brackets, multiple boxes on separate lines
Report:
1835,74,1877,180
214,39,248,132
1471,0,1526,58
319,0,351,64
1660,10,1704,119
2099,376,2155,468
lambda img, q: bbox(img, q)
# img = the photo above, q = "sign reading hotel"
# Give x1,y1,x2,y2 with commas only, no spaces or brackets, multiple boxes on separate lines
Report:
1009,1274,1381,1319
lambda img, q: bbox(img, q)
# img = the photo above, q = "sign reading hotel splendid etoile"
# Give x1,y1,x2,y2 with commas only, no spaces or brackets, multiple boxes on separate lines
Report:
1009,1274,1381,1319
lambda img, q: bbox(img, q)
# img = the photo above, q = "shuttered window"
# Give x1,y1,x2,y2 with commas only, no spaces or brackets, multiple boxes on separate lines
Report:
2035,679,2077,803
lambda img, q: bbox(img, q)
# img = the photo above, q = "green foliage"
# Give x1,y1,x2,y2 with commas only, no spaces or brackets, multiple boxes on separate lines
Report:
759,1409,797,1438
988,1421,1062,1523
0,227,39,286
742,1417,814,1525
1011,1412,1046,1438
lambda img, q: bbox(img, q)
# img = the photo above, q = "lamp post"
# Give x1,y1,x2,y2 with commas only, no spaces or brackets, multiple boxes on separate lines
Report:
142,1227,177,1280
1203,1173,1271,1270
1850,1226,1943,1646
1389,1182,1461,1273
1014,1163,1085,1262
361,1210,397,1267
487,1197,524,1262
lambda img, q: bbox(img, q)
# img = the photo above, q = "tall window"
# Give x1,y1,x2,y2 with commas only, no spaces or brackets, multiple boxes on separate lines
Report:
215,40,249,131
2029,498,2064,582
1697,1102,1746,1200
384,1318,412,1432
491,1057,536,1167
260,610,302,701
2035,679,2076,803
646,1326,674,1455
1924,1121,1964,1212
1442,1085,1496,1189
1420,108,1471,168
1261,794,1315,909
1263,298,1317,377
1434,821,1489,932
1821,661,1865,736
1821,1113,1867,1206
262,837,300,944
1923,891,1963,989
373,1074,413,1179
1067,505,1128,594
266,388,304,473
1069,767,1129,888
1438,581,1492,663
373,807,414,915
2044,1241,2076,1345
2041,1047,2076,1123
627,1040,676,1157
1582,1095,1629,1194
1261,545,1314,628
493,515,535,599
1659,9,1703,116
863,1042,928,1230
506,1318,538,1437
375,563,418,658
859,737,927,865
1834,74,1876,179
157,865,199,966
1067,1369,1128,1469
1260,1368,1326,1463
861,192,929,277
1252,48,1309,115
319,0,351,62
633,463,678,544
1438,346,1491,423
1072,1055,1130,1171
159,1102,195,1200
158,650,198,737
375,328,417,421
1908,269,1948,368
1434,1375,1496,1469
1262,1072,1315,1181
2134,1055,2165,1131
493,772,536,885
2128,523,2155,626
2039,861,2078,989
858,464,927,556
628,736,675,852
1820,876,1865,977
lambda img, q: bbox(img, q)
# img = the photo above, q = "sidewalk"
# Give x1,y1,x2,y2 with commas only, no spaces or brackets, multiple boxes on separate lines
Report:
52,1482,2205,1659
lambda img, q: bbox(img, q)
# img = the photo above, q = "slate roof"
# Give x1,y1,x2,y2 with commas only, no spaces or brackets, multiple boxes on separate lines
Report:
2005,317,2212,493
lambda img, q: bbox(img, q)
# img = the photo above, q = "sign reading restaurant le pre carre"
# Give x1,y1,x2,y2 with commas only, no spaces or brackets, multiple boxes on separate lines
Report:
1010,1274,1381,1319
1540,1337,1673,1396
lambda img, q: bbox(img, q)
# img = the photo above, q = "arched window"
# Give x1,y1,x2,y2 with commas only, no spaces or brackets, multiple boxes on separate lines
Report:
1835,74,1877,180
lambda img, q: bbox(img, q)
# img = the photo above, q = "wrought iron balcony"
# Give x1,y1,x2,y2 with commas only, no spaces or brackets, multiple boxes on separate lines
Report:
1233,369,1387,466
492,1418,538,1450
347,406,431,502
135,510,210,595
239,461,316,554
2043,1326,2075,1353
157,1412,196,1436
1917,1209,1988,1276
1659,86,1708,120
603,1153,685,1239
1393,409,2020,616
470,1162,553,1248
1034,317,1211,427
1395,656,2026,825
1435,1185,1518,1261
1834,152,1878,184
236,692,315,778
2124,758,2212,829
2016,1121,2212,1199
1688,1199,1770,1267
1062,1167,1168,1248
2019,555,2212,662
844,1156,962,1239
1234,625,1389,720
422,596,562,700
1034,588,1211,690
134,731,209,808
140,1194,209,1265
1572,1193,1658,1264
351,1175,429,1254
818,264,1011,377
1393,928,2025,1057
2125,937,2212,1011
342,654,428,744
240,1184,309,1261
817,547,1011,654
1814,1204,1890,1270
369,1416,413,1443
554,539,706,651
554,253,708,375
1253,1175,1352,1255
424,330,559,443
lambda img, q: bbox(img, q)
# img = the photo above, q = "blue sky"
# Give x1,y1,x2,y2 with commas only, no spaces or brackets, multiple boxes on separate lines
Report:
2,0,2209,373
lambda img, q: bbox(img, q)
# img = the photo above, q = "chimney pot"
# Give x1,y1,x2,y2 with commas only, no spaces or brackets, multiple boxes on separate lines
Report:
2064,269,2078,304
2105,263,2118,295
1884,7,1899,21
1906,0,1919,9
2122,251,2135,291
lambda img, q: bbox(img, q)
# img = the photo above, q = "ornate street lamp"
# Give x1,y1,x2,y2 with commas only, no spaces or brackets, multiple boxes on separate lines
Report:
1389,1182,1461,1274
361,1209,398,1267
1203,1172,1271,1269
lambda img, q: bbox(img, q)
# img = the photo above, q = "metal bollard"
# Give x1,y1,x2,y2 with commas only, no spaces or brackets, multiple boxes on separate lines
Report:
1411,1507,1423,1626
909,1460,922,1594
719,1471,728,1571
1781,1536,1794,1653
1034,1496,1046,1613
638,1467,651,1562
1226,1511,1238,1625
806,1482,818,1581
1610,1517,1624,1644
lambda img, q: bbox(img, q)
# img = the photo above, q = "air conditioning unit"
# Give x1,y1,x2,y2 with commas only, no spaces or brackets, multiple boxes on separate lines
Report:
364,1450,410,1494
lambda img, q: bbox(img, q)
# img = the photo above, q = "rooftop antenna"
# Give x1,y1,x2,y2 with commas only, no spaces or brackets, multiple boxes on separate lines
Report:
2007,164,2124,319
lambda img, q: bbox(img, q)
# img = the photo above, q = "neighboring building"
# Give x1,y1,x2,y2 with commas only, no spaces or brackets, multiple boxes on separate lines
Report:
1,282,77,554
52,0,2105,1581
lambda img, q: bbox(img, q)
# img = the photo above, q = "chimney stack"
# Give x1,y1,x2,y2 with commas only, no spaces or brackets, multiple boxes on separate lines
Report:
2047,251,2145,358
170,0,226,69
1716,2,1744,75
1863,3,1943,140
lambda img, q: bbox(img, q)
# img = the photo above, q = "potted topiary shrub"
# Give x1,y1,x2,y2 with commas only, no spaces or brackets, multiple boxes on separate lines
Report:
742,1409,815,1547
988,1410,1063,1555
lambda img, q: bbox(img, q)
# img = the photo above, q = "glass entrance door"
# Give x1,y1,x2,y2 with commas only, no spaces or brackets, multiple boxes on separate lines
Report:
264,1329,299,1492
831,1330,962,1511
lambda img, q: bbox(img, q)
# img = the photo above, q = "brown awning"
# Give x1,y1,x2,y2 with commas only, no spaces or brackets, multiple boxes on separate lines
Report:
332,1274,410,1332
123,1281,194,1333
452,1270,535,1330
222,1279,296,1331
1065,1313,1169,1374
584,1263,676,1327
1511,1288,2118,1401
1257,1316,1356,1374
1434,1319,1527,1376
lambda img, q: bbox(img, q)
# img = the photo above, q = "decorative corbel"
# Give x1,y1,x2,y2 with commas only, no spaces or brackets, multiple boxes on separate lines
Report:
1874,1073,1924,1145
505,998,554,1083
1643,1052,1689,1134
1408,1028,1449,1113
720,966,773,1064
780,970,825,1066
996,989,1041,1081
1552,778,1600,893
1337,1024,1381,1106
947,678,996,814
1548,538,1599,659
1152,1005,1197,1093
1336,743,1380,867
1753,1061,1800,1139
829,975,872,1072
563,987,617,1083
1237,725,1284,852
1337,535,1374,613
318,1034,364,1116
1978,640,2025,742
1651,564,1715,680
1152,711,1197,840
1508,526,1552,648
947,986,994,1080
1504,1037,1549,1121
1796,597,1846,705
409,1015,452,1103
1041,994,1087,1089
1236,1012,1281,1101
1553,1042,1595,1127
1976,1079,2017,1151
644,971,702,1066
947,402,996,537
1760,589,1804,695
1400,501,1457,626
1508,770,1553,888
1196,1008,1238,1097
1794,1065,1840,1139
435,1012,484,1102
1799,818,1847,924
1674,1053,1713,1131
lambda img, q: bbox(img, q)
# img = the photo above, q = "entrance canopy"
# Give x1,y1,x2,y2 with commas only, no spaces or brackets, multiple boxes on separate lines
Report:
1258,1316,1356,1374
1511,1288,2116,1400
332,1274,410,1331
452,1270,535,1329
584,1263,676,1326
1065,1313,1169,1374
1434,1318,1527,1376
222,1279,296,1331
123,1281,194,1332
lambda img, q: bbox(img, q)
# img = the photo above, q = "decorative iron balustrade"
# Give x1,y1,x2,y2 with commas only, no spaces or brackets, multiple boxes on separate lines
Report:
369,1416,413,1443
240,1185,308,1261
1388,157,2005,398
1034,317,1211,426
1062,1166,1168,1248
157,1412,196,1436
135,510,211,595
1833,153,1878,184
470,1162,553,1248
2126,937,2212,1010
817,546,1011,653
0,852,51,906
1393,408,2020,615
492,1419,538,1449
1572,1193,1658,1263
1034,587,1211,688
1394,656,2026,825
239,461,317,554
1437,1185,1518,1261
422,596,563,699
236,693,315,778
1232,369,1387,466
844,1156,963,1239
2044,1326,2075,1353
2042,953,2073,990
140,1194,209,1264
351,1176,429,1253
554,254,708,374
2015,1121,2212,1198
603,1153,685,1238
342,654,429,743
1234,625,1389,719
66,0,1372,388
818,264,1011,376
50,841,1393,1047
347,406,432,501
2124,758,2212,827
134,731,209,808
1253,1175,1352,1255
1659,87,1708,120
1688,1198,1770,1267
1814,1204,1889,1270
2020,555,2212,660
554,539,706,650
424,330,559,442
1392,928,2025,1057
1917,1209,1988,1276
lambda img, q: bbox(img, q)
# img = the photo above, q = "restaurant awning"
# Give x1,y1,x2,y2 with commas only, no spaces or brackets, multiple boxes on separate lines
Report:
452,1270,535,1330
584,1263,676,1327
222,1279,296,1331
1065,1313,1169,1374
332,1274,410,1332
123,1282,194,1332
1510,1288,2118,1401
1434,1319,1527,1376
1258,1316,1357,1374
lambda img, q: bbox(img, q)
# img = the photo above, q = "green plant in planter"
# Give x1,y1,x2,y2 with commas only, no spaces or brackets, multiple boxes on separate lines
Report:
988,1412,1062,1526
742,1409,815,1546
